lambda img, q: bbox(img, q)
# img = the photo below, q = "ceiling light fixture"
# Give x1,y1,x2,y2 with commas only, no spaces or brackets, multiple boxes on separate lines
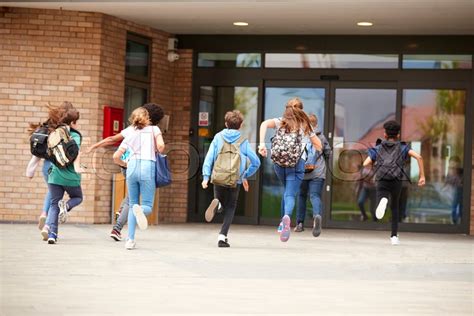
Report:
233,22,249,26
357,21,373,27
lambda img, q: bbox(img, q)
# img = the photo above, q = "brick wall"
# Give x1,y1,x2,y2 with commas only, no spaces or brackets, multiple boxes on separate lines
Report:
0,7,192,224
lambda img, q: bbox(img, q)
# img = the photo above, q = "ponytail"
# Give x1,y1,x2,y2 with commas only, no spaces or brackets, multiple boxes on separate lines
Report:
281,98,313,135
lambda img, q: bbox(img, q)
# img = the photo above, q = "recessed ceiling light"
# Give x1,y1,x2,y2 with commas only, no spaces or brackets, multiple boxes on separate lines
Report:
233,22,249,26
357,21,373,27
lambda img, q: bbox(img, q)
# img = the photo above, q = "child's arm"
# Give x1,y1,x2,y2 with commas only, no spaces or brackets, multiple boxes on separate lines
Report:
241,142,261,192
309,134,322,152
201,139,217,189
113,147,127,168
26,155,41,179
408,149,426,186
363,156,373,167
258,119,277,157
154,131,165,154
86,133,124,153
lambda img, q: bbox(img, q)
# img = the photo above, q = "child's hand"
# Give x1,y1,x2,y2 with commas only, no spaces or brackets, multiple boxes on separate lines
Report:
201,180,208,189
418,177,426,187
242,179,249,192
258,145,267,157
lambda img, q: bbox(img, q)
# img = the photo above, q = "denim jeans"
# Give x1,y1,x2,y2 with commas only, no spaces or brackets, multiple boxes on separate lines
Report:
357,186,376,221
126,159,156,240
274,159,305,218
46,183,83,236
296,178,325,224
42,160,52,213
113,194,129,232
451,187,463,224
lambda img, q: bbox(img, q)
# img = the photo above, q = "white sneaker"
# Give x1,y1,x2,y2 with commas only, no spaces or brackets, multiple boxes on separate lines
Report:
133,204,148,230
125,239,136,250
375,197,388,220
390,236,400,245
58,200,68,224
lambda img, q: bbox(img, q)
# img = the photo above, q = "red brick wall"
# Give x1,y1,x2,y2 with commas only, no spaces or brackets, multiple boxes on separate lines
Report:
0,7,192,224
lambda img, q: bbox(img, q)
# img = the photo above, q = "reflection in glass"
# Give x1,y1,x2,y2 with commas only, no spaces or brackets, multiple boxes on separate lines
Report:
198,53,261,68
197,86,259,218
265,54,398,69
125,40,150,77
402,89,466,224
124,85,148,126
330,89,397,222
261,87,325,222
402,55,472,69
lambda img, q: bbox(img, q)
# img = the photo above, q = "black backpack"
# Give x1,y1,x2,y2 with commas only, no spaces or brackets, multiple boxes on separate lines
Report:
374,140,407,181
30,124,50,159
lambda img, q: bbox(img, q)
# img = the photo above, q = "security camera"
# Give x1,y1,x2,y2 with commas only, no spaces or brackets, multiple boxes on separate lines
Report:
168,52,179,62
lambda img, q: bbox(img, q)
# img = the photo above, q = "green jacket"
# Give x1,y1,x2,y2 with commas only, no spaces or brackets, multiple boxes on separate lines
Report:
48,130,81,187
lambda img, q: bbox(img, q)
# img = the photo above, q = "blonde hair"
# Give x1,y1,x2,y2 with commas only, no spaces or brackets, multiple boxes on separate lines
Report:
308,113,318,127
129,107,150,129
281,97,313,135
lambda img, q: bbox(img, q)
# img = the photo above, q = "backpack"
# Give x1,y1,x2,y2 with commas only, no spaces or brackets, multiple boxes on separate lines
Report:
30,124,50,159
47,126,81,169
374,140,406,181
271,127,304,168
304,132,331,172
210,135,246,188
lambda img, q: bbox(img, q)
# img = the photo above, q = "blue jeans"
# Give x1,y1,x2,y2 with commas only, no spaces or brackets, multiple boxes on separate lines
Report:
126,159,156,240
42,160,52,213
274,159,305,218
296,178,325,224
451,187,463,224
46,183,83,236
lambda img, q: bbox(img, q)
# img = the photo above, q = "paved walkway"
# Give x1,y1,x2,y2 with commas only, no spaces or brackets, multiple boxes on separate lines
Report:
1,223,473,315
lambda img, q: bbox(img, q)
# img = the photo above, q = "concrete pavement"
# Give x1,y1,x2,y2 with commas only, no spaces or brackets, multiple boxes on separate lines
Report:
1,223,473,315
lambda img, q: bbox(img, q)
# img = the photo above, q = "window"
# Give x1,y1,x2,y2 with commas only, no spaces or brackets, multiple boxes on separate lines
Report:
402,55,472,69
198,53,261,68
265,54,399,69
124,33,151,123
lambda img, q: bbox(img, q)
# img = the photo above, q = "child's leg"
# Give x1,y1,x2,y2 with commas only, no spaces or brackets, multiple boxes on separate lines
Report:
309,178,325,217
138,160,156,215
282,160,305,217
219,186,240,237
296,180,309,224
41,161,51,215
375,181,391,220
389,181,402,237
63,186,83,211
46,184,65,236
357,188,368,219
126,161,140,241
368,188,377,221
274,164,286,219
114,194,129,231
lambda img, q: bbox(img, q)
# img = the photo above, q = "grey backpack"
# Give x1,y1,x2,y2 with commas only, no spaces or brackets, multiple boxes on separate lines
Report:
375,140,406,181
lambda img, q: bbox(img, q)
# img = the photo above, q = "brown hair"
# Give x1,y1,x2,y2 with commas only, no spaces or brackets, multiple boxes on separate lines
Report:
280,98,313,134
129,107,150,129
308,113,318,127
62,108,80,126
224,110,244,129
28,101,75,134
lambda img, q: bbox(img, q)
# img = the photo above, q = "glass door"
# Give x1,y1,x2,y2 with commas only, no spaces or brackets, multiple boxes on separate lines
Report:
260,82,328,225
327,82,398,226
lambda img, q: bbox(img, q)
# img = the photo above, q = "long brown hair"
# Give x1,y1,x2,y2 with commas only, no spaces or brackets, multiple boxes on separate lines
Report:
280,97,313,135
28,101,75,134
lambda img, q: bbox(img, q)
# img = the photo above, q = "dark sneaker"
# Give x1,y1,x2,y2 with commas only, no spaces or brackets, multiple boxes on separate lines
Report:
110,229,122,241
279,215,291,242
294,222,304,232
218,239,230,247
312,215,322,237
205,198,220,222
58,200,68,224
47,232,57,244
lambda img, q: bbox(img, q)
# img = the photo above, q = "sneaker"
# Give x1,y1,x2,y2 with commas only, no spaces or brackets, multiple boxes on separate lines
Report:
279,215,291,242
125,239,136,250
390,235,400,245
375,197,388,220
205,198,220,222
133,204,148,230
312,215,322,237
58,200,68,224
38,213,47,230
218,234,230,247
110,229,122,241
41,225,49,241
277,222,283,233
294,222,304,232
47,232,57,244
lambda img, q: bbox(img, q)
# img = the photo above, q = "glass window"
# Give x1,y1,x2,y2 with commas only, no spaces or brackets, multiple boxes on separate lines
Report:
402,55,472,69
261,87,326,223
124,85,148,125
126,38,150,79
402,89,466,224
198,53,261,68
196,86,259,219
330,89,397,222
265,54,399,69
